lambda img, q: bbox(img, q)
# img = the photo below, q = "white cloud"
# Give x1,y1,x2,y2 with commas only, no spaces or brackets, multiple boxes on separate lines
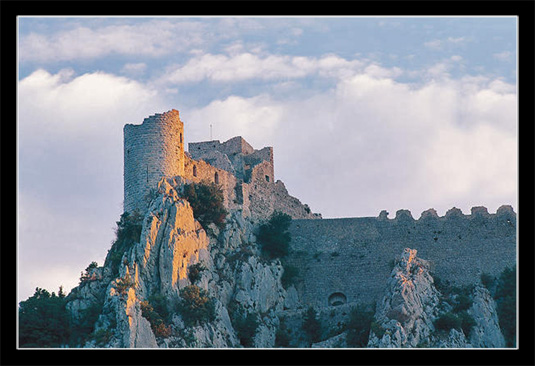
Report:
17,69,170,301
424,36,468,50
493,51,512,61
185,71,517,219
19,20,208,62
121,62,147,76
158,52,368,84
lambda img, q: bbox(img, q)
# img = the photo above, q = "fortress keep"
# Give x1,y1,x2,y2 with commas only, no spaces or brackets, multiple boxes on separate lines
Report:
123,109,319,220
124,109,517,309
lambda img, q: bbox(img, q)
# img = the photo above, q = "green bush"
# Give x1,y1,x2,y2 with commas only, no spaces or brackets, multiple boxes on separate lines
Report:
18,287,70,348
115,273,135,296
182,182,227,230
302,307,322,345
257,211,292,260
105,211,143,275
234,312,259,347
80,261,99,283
281,264,299,289
177,285,216,326
345,305,374,347
457,311,476,337
434,312,461,332
494,266,516,347
187,263,206,285
140,300,171,338
480,272,495,290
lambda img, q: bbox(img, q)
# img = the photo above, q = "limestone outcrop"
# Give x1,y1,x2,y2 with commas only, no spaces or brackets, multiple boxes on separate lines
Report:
66,181,294,348
367,248,506,348
367,248,441,348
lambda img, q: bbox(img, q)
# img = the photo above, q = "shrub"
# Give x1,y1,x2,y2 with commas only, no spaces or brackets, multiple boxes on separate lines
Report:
105,211,143,275
494,266,516,347
480,272,495,290
187,263,206,285
18,287,70,348
281,264,299,289
345,305,374,347
370,321,385,339
257,211,292,260
275,323,291,347
182,182,227,230
115,274,134,296
80,261,99,283
234,312,259,347
140,301,171,338
302,307,322,345
434,312,461,332
458,311,476,337
177,285,216,326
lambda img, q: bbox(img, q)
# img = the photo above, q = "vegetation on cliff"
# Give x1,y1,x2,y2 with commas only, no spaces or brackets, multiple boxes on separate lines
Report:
104,211,143,275
257,211,292,260
18,287,69,347
182,181,227,230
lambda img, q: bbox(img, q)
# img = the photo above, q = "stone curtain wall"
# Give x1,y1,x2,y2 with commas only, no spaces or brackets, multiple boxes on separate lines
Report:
286,206,516,307
123,110,184,213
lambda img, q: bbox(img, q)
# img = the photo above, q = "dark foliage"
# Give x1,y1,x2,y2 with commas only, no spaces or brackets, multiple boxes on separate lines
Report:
281,264,299,289
19,287,70,347
494,265,516,347
234,312,260,347
177,285,216,326
434,312,462,332
105,211,143,275
182,182,227,230
187,263,206,285
141,300,171,338
257,211,292,260
345,305,374,347
302,307,322,345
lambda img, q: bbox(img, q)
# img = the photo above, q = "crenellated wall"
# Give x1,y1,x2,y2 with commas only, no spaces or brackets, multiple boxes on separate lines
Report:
286,206,516,308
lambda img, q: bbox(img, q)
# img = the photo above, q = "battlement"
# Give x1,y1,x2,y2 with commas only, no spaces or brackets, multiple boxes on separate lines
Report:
287,205,516,307
376,205,516,222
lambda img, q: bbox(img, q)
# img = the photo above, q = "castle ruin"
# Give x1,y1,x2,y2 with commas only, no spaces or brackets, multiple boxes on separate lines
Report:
124,109,517,308
123,109,319,220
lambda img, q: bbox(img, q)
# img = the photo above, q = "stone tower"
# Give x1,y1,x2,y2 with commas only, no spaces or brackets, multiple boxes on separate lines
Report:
123,109,185,213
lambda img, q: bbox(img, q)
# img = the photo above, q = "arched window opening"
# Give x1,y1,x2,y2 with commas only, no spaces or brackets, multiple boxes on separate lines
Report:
214,172,219,184
328,292,347,307
193,165,197,177
265,175,270,182
180,133,183,144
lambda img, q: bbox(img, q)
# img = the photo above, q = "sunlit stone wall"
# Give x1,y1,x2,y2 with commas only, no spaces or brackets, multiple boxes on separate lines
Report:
124,110,185,213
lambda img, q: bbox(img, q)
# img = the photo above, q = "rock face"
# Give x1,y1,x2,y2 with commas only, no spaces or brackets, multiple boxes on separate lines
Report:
468,286,506,348
66,180,294,348
368,248,506,348
368,248,441,348
64,184,508,348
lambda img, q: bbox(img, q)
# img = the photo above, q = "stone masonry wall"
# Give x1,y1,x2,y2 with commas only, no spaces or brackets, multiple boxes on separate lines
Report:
123,110,184,213
286,206,516,308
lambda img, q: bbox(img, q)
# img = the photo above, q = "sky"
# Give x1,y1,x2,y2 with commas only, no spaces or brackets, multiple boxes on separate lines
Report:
17,16,518,302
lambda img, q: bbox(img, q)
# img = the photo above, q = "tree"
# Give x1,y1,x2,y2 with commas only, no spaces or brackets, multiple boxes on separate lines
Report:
302,307,322,344
182,182,227,229
105,210,143,275
19,287,70,347
257,211,292,259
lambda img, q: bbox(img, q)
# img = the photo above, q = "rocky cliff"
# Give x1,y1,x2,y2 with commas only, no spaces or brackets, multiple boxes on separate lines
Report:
63,181,509,349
